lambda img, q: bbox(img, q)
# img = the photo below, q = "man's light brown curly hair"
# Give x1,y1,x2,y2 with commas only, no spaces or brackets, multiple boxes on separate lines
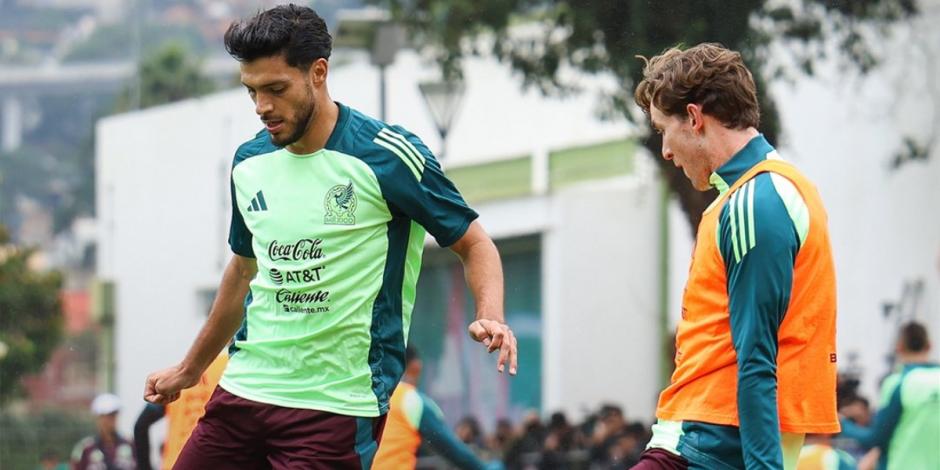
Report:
634,43,760,130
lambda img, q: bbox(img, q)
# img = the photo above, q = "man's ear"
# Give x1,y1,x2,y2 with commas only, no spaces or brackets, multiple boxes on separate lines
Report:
309,58,329,86
686,103,705,134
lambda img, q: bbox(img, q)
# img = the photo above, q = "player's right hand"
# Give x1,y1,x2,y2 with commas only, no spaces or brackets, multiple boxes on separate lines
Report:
468,319,518,376
144,365,197,405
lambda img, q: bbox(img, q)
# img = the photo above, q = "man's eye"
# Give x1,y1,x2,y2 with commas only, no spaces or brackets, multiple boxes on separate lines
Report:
270,87,285,94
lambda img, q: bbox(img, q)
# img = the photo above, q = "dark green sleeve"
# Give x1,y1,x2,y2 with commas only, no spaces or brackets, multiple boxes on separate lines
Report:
366,126,478,247
416,392,487,470
228,133,275,257
228,174,254,257
719,173,800,469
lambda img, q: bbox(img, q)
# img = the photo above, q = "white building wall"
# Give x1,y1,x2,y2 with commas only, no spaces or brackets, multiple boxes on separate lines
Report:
543,176,662,422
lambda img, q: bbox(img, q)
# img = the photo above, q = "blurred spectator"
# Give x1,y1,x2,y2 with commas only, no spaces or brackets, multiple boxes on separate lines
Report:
411,404,652,470
488,418,517,457
70,393,136,470
504,411,546,469
456,416,487,449
541,412,581,469
589,404,627,466
605,430,642,469
839,321,940,470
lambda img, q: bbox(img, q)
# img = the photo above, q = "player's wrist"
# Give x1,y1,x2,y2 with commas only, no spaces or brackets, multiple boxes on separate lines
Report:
472,315,505,324
176,363,203,387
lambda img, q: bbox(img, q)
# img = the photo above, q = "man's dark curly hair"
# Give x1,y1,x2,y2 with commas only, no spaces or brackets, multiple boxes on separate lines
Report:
224,3,332,70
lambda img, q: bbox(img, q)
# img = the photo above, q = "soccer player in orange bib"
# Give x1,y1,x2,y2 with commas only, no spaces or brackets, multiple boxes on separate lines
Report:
630,43,839,469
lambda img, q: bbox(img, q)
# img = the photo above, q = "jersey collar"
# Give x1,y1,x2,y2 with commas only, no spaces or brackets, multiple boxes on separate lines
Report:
709,134,774,196
325,101,350,150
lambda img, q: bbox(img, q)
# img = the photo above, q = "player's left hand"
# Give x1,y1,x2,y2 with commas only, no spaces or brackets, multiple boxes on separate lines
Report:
468,319,517,376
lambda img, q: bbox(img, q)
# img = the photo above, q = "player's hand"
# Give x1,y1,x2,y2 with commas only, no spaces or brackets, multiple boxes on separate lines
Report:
468,319,517,376
144,365,198,405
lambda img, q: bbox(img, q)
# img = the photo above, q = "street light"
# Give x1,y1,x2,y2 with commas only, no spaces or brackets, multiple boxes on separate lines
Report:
334,8,405,121
418,80,465,160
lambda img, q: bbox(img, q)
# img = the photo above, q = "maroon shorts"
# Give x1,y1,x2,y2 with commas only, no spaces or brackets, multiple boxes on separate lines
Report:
174,386,387,470
629,448,689,470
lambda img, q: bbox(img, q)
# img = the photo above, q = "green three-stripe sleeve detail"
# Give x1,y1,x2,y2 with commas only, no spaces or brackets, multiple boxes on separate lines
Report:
736,182,748,258
747,181,756,250
380,128,426,165
373,137,422,180
729,192,742,263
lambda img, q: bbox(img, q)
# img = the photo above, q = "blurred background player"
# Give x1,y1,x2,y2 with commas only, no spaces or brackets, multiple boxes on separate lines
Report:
838,321,940,470
71,393,136,470
373,346,503,470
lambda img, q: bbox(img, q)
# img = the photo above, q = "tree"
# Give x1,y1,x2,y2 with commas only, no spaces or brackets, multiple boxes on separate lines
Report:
0,225,64,405
372,0,918,232
116,40,217,112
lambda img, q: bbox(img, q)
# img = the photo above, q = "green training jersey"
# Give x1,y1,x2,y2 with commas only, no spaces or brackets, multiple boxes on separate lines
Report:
219,102,477,417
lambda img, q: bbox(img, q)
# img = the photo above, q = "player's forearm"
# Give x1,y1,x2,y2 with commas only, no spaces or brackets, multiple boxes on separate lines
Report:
462,240,504,322
420,409,487,470
178,256,253,379
737,364,784,469
451,223,504,322
839,388,902,449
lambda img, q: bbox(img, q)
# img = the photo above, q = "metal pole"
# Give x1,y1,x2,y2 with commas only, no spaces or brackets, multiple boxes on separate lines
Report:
438,128,448,160
131,0,142,110
379,65,387,122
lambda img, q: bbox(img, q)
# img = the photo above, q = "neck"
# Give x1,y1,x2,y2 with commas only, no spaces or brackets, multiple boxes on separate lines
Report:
899,351,932,364
402,375,417,386
99,431,115,443
706,126,760,174
287,95,338,155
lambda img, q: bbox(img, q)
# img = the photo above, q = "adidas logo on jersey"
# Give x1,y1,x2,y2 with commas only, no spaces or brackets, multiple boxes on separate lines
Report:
247,190,268,212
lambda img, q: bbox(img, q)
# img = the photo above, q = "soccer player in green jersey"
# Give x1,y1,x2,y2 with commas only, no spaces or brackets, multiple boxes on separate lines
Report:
142,5,517,469
839,322,940,470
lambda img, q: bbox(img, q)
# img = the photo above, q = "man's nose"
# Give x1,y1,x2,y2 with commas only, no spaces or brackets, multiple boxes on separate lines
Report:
255,95,273,116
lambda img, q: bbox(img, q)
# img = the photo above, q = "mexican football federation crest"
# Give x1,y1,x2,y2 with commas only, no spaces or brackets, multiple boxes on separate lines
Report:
324,181,357,225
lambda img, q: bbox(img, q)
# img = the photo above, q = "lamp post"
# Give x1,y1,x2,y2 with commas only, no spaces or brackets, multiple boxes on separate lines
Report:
418,80,465,160
335,8,405,122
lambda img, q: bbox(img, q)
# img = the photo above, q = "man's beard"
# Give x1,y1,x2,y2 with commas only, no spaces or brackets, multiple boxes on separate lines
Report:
273,88,316,148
